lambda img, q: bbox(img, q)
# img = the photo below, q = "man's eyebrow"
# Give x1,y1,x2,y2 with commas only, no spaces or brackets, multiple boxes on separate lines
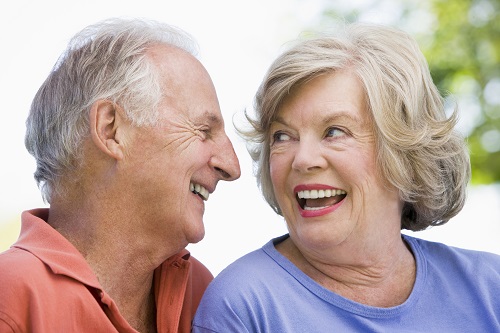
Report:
195,111,223,126
207,112,222,125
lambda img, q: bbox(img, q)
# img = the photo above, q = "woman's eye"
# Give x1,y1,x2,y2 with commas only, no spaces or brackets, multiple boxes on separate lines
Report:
326,127,345,138
272,131,291,143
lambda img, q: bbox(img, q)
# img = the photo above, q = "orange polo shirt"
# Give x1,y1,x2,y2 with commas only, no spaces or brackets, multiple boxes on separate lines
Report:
0,209,213,333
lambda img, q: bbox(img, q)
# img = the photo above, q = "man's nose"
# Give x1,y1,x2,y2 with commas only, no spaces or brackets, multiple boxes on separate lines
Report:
211,135,241,181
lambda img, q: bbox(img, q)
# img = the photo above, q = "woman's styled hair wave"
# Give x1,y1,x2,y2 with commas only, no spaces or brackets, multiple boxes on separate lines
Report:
239,23,470,231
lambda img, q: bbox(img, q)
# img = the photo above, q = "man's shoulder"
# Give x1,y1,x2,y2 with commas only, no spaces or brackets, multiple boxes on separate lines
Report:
188,254,211,272
188,254,214,284
0,247,47,279
160,250,214,291
0,247,50,313
0,245,86,295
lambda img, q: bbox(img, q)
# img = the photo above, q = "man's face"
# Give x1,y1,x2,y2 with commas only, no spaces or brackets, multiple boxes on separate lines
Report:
120,45,240,249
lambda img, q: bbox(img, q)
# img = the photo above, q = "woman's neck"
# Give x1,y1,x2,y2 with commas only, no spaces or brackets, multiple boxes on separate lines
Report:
276,235,416,307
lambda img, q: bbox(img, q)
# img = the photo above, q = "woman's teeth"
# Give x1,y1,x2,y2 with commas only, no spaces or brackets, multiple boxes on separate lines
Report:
296,188,347,211
190,182,209,201
297,189,346,199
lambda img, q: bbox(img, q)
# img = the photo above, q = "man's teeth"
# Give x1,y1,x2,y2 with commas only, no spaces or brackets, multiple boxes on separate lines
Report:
297,189,346,199
190,182,209,201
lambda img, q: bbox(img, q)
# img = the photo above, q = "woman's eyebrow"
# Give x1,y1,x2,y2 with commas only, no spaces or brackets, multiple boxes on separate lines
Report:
323,112,363,125
271,115,289,127
273,111,364,127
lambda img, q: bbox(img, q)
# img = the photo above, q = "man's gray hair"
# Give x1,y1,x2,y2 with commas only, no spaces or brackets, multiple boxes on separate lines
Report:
25,17,198,203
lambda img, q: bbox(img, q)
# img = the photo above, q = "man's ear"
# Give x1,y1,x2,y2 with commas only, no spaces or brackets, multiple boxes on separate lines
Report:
89,100,125,160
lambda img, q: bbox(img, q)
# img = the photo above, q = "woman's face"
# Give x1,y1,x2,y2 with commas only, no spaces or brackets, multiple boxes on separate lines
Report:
269,70,402,254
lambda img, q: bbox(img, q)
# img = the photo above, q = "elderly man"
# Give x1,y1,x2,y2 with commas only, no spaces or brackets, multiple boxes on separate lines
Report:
0,18,240,332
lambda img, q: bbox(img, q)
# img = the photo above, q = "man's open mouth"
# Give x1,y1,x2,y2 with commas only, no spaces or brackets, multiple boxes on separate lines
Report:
296,189,347,211
190,182,209,201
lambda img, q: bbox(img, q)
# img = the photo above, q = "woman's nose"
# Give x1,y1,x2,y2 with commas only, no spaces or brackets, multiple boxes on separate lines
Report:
291,139,326,173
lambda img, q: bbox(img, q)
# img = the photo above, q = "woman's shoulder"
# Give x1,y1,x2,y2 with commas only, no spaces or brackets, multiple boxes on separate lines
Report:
404,234,500,277
216,244,276,280
203,236,290,294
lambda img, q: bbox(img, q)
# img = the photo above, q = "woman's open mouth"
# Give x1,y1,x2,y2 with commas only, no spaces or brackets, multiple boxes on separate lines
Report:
295,188,347,216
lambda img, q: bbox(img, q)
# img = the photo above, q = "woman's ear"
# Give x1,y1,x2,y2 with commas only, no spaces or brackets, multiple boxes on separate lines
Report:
89,100,125,160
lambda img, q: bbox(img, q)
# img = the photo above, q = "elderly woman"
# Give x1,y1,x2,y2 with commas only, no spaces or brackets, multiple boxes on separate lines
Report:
192,23,500,332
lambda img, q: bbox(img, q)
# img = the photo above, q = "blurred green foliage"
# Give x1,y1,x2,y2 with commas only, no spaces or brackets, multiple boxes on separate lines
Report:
425,0,500,184
319,0,500,184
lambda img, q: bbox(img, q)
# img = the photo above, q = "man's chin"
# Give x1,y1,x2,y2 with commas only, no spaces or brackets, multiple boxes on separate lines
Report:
187,225,205,245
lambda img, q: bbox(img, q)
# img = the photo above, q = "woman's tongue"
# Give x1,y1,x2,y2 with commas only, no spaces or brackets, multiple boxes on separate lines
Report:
305,196,338,208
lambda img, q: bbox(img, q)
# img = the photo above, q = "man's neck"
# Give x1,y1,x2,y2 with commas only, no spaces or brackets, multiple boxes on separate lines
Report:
47,202,167,332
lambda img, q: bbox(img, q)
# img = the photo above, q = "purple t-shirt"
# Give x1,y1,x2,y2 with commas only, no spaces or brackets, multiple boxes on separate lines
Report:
193,234,500,332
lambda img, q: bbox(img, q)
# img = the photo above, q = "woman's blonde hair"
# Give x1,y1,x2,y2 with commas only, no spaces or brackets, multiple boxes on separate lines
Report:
239,23,470,231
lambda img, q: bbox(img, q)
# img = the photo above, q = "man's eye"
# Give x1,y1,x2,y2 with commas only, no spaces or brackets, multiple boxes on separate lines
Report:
326,127,345,138
198,127,211,139
272,131,291,143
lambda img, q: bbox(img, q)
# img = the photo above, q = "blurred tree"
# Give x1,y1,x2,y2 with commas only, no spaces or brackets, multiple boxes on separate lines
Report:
318,0,500,184
424,0,500,184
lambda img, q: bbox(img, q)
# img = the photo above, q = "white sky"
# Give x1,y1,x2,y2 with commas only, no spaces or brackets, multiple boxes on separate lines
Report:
1,0,499,276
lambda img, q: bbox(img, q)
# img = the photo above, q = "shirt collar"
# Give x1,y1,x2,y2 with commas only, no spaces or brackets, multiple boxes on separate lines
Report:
13,209,193,291
13,208,103,290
